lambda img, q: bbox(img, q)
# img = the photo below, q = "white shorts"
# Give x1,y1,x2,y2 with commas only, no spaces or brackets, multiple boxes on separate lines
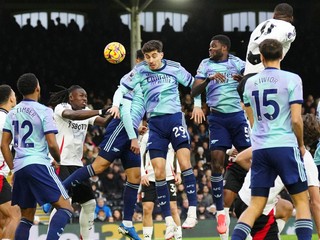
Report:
304,150,319,187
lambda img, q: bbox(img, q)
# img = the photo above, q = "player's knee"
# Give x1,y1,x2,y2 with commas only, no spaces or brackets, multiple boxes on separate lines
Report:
142,204,153,216
276,199,293,221
81,199,96,214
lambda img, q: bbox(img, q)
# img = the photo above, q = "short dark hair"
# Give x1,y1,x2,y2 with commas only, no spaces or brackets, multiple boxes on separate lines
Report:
259,39,283,61
17,73,39,96
274,3,293,19
211,35,231,51
0,84,12,105
141,40,163,54
136,49,144,61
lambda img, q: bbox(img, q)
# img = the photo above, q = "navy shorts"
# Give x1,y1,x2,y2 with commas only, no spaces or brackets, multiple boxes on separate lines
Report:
98,118,140,169
207,111,251,151
251,147,308,195
12,164,69,208
147,112,190,158
0,176,12,204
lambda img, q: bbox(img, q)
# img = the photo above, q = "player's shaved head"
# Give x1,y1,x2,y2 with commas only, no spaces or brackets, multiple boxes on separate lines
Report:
274,3,293,22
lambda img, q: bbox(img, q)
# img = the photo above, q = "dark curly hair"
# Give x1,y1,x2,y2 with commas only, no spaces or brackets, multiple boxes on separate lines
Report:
303,113,320,146
48,85,83,108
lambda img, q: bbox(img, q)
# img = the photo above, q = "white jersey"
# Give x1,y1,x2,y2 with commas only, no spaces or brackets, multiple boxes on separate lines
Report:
0,109,10,177
140,131,180,182
239,169,284,216
244,18,296,75
239,150,317,215
54,103,97,166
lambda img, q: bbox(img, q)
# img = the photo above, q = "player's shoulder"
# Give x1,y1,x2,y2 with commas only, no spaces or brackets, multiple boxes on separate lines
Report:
229,54,244,63
280,69,301,80
165,59,181,69
136,60,148,69
55,102,70,110
199,58,211,65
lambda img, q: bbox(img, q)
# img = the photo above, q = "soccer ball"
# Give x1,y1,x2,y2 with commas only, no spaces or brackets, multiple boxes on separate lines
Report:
104,42,126,64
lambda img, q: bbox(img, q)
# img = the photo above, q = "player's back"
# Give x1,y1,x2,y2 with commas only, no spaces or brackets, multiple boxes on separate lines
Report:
244,18,296,75
3,100,57,171
244,68,303,150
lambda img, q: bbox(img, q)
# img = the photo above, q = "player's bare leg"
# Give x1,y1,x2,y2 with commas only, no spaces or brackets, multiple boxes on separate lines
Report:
170,201,182,239
0,201,20,239
308,186,320,239
275,197,293,235
142,201,155,240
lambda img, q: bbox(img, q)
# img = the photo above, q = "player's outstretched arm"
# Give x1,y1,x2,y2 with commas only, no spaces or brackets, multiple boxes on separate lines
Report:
62,108,109,121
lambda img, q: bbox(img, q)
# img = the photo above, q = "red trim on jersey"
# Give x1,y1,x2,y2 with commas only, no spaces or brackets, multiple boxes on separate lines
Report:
60,136,65,154
253,208,275,240
0,175,4,191
0,162,5,171
55,136,65,175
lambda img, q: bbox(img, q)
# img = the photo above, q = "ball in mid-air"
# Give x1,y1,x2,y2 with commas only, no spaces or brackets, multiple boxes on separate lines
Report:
104,42,126,64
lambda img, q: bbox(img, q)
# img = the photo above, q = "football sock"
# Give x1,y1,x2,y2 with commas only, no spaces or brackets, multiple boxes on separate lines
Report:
79,199,96,240
155,179,171,217
122,182,140,223
182,168,197,207
231,222,251,240
143,226,153,240
211,173,224,211
47,208,72,240
15,218,33,240
295,219,313,240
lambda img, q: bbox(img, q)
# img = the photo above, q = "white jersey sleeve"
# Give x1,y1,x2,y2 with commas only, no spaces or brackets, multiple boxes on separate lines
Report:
244,18,296,75
304,150,319,187
0,111,10,177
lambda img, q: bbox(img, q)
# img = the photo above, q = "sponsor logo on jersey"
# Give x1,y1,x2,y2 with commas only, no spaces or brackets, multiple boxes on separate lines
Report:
68,121,87,130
